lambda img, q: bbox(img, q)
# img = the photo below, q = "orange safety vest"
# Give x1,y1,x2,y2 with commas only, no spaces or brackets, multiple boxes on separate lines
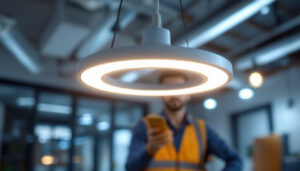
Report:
144,117,207,171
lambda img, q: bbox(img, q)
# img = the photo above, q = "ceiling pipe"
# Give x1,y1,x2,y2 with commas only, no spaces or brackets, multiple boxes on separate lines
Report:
0,15,41,74
175,0,275,47
227,15,300,57
76,10,137,58
76,13,116,58
235,32,300,71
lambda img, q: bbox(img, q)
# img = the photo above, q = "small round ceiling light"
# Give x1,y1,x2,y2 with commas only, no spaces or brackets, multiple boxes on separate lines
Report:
203,98,217,110
260,6,270,15
77,0,233,96
239,88,254,100
249,71,263,88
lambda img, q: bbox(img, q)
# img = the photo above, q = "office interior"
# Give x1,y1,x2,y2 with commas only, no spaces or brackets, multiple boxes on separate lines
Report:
0,0,299,171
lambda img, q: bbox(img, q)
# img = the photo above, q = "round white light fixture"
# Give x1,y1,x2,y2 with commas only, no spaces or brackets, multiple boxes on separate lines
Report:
77,1,233,97
97,121,110,131
203,98,217,110
79,45,233,96
249,71,263,88
239,88,254,100
260,6,270,15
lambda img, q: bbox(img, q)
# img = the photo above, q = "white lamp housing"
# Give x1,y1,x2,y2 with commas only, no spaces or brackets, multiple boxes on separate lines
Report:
77,0,233,97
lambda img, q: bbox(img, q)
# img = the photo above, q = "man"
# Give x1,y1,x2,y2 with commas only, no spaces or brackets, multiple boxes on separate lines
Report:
126,71,242,171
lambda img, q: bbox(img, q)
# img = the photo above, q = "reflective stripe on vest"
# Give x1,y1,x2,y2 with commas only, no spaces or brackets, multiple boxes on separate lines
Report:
192,119,204,165
147,161,204,170
144,117,207,171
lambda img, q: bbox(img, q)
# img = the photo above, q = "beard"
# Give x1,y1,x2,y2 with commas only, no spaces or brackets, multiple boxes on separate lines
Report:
164,98,185,112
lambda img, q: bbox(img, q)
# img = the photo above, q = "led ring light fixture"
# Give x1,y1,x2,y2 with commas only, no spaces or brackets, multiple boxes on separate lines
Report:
77,0,233,96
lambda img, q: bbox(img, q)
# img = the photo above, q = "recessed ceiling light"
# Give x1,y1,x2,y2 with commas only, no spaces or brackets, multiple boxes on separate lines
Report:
239,88,254,100
260,6,270,15
203,98,217,110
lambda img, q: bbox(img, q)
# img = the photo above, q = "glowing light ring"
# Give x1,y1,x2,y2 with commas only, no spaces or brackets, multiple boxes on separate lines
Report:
103,68,208,90
78,45,233,96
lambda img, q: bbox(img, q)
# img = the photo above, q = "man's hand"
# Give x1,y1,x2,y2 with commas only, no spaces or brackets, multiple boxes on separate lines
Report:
146,128,173,156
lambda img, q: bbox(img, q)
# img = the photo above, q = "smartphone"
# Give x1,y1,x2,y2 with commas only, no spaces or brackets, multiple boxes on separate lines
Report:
144,114,169,133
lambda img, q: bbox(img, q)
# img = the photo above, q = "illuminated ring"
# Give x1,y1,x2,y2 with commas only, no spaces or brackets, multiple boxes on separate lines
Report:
78,45,233,96
104,69,208,90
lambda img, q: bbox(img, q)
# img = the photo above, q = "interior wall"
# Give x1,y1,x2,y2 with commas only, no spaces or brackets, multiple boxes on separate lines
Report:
188,66,300,169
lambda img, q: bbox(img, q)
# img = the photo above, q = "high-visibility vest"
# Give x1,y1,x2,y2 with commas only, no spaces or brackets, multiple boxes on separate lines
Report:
144,118,207,171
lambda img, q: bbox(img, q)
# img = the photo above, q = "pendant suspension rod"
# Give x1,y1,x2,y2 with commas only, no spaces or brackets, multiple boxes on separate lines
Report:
152,0,162,27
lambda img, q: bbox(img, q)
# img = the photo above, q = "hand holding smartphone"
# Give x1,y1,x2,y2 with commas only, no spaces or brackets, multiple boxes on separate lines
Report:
144,114,169,133
144,114,172,155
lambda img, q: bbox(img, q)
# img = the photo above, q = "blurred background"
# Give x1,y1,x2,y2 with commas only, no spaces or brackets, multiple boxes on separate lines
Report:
0,0,299,171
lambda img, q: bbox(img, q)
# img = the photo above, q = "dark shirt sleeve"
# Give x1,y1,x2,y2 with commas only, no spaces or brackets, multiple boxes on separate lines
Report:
126,120,153,171
206,124,243,171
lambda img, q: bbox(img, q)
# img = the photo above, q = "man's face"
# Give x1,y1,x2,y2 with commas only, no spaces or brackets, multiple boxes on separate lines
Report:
161,75,191,112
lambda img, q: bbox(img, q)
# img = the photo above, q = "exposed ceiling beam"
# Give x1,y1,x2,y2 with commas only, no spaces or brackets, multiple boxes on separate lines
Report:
76,10,137,58
175,0,275,47
0,15,41,74
76,0,181,57
277,2,300,17
263,57,300,78
224,31,247,43
227,15,300,58
235,32,300,71
164,0,202,27
76,13,115,58
202,42,230,54
246,19,271,33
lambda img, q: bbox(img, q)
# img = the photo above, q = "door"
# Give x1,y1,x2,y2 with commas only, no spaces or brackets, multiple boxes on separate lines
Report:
232,105,273,171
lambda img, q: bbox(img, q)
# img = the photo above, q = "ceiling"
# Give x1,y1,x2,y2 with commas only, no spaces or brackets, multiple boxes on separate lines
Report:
0,0,300,101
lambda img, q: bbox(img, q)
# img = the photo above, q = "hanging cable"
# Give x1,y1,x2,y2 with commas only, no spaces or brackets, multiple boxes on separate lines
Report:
111,0,124,49
179,0,190,48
